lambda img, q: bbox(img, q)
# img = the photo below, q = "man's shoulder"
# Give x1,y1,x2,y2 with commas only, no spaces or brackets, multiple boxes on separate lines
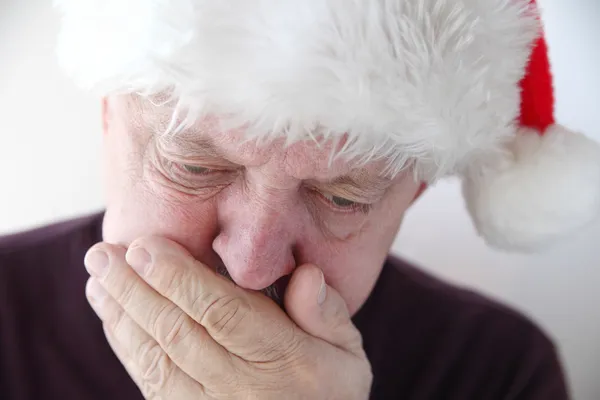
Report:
355,256,569,399
0,212,103,258
363,256,550,336
0,212,140,400
0,212,104,294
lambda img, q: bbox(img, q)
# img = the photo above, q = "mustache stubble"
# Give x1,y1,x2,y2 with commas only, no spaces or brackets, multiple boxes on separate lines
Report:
214,264,283,308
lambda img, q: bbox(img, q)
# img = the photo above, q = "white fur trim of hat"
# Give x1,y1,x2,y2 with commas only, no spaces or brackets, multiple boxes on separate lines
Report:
53,0,600,252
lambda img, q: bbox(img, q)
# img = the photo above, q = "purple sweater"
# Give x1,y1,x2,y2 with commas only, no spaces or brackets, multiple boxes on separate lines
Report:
0,213,569,399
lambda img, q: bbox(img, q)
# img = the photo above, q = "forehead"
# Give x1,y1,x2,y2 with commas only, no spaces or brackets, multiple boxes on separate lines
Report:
127,95,395,182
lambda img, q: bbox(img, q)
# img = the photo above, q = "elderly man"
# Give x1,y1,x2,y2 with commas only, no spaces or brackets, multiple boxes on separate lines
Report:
1,0,599,399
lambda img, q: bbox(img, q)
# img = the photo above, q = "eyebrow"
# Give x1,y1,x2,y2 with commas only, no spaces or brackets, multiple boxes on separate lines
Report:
325,174,394,194
163,135,392,188
130,96,220,153
137,102,394,191
157,133,223,158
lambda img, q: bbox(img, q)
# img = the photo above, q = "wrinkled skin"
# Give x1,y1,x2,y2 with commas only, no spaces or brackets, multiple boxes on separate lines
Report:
85,236,373,399
88,95,421,398
101,95,420,314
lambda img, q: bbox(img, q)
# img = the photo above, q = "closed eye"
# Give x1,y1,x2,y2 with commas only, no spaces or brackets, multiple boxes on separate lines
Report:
316,191,372,214
180,164,214,175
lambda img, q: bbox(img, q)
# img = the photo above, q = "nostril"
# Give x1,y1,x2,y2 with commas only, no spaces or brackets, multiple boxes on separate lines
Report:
212,233,230,262
291,242,302,266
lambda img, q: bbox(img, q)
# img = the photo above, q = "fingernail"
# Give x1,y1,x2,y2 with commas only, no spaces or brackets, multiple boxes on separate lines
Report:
84,250,109,278
86,278,107,305
317,270,327,306
127,246,152,275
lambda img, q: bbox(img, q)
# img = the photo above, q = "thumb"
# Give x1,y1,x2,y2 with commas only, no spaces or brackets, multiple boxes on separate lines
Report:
284,264,364,355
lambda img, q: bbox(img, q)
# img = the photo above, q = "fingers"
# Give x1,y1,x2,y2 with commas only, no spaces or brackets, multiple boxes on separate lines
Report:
103,325,147,393
86,278,207,399
84,243,234,384
123,236,302,363
125,237,245,339
284,265,373,399
284,264,365,357
83,238,370,399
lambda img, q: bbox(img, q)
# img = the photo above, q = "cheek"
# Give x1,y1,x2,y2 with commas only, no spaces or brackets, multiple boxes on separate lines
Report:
102,127,220,261
102,115,417,313
102,190,220,262
301,219,401,314
302,181,416,314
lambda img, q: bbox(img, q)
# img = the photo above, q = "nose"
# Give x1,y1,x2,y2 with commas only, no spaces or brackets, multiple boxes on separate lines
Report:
212,185,300,291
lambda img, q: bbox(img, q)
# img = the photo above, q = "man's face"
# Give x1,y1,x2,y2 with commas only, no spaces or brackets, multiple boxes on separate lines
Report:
101,95,420,314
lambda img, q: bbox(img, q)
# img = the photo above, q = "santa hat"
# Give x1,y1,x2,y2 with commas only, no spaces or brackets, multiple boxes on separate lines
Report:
54,0,600,252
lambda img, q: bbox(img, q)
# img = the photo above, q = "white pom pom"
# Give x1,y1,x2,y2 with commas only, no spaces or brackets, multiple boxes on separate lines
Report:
463,124,600,251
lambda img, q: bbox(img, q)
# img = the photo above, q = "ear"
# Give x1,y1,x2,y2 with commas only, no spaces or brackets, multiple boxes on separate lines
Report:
411,182,427,205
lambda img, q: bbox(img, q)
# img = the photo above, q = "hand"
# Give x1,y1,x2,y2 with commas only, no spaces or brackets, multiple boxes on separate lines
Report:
83,236,372,399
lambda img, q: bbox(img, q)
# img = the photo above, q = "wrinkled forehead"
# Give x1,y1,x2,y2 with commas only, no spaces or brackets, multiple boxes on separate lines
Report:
124,94,399,181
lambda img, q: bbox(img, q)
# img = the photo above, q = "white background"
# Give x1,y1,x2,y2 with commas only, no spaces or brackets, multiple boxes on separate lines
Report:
1,0,599,398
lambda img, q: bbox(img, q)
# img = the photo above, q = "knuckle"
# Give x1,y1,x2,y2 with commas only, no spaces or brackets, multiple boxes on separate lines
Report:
164,314,194,349
157,255,187,298
154,254,201,309
198,294,250,336
137,339,173,392
257,325,305,363
114,275,139,308
106,304,128,335
151,304,194,349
